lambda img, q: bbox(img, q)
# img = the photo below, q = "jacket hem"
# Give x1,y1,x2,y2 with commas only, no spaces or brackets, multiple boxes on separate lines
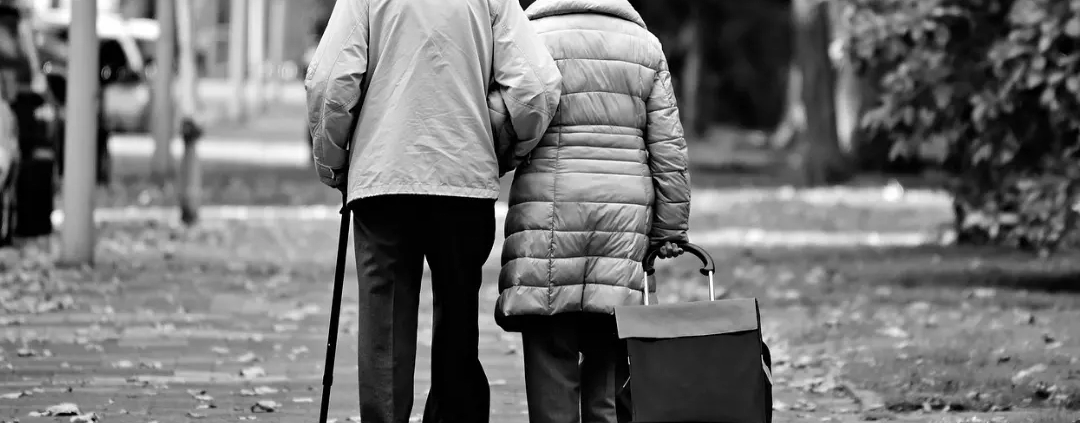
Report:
348,184,500,202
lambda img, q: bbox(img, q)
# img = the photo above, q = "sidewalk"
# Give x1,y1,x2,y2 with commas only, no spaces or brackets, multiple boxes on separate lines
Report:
5,207,1069,423
0,216,874,423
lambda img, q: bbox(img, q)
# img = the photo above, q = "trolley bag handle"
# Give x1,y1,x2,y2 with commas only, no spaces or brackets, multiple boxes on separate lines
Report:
640,242,717,305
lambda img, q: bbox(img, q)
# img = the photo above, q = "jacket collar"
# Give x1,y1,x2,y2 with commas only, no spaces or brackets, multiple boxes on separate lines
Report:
525,0,646,29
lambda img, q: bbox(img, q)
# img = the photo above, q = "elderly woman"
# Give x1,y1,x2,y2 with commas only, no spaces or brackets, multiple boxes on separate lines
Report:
489,0,692,421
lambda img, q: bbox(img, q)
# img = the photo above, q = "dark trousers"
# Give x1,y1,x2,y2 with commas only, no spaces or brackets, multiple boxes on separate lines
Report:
522,314,633,423
351,194,496,423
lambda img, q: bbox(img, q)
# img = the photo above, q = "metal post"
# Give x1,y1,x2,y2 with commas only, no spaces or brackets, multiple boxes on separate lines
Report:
267,0,287,102
176,0,202,225
60,0,100,265
228,0,248,122
247,0,266,113
150,0,177,181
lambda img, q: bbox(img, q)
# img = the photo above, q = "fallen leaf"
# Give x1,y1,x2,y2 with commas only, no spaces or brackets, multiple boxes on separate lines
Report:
792,355,814,369
194,395,214,402
186,389,206,396
44,403,80,416
211,346,230,355
279,304,320,321
253,386,279,395
348,416,363,422
971,288,996,299
186,412,205,419
252,400,280,413
240,366,267,378
140,360,163,369
792,399,817,411
15,348,34,357
236,352,259,363
273,324,298,332
112,360,134,369
879,327,909,339
292,397,313,403
0,391,25,399
1012,364,1048,384
69,413,99,423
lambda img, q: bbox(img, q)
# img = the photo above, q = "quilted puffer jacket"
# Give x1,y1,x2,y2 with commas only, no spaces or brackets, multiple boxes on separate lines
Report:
495,0,691,331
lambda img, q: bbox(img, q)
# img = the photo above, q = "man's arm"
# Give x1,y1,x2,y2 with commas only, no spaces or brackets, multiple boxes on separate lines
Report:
645,56,691,245
490,0,561,167
304,0,369,189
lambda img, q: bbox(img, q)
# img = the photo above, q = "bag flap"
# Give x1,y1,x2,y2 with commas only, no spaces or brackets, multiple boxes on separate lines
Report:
615,298,759,339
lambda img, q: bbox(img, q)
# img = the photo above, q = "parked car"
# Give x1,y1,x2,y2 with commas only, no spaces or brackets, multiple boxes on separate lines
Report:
35,9,151,134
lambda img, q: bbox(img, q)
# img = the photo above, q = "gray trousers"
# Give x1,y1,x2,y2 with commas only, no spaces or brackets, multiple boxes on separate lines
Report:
521,313,632,423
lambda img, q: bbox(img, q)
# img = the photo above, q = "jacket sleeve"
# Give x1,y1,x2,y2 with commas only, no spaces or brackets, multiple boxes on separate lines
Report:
487,89,519,176
304,0,369,187
645,56,691,245
490,0,562,165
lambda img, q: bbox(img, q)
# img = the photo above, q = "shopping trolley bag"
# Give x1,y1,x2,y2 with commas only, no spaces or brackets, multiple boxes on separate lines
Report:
615,242,773,423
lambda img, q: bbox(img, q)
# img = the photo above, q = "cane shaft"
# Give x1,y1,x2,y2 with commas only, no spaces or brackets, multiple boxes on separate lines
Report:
319,197,351,423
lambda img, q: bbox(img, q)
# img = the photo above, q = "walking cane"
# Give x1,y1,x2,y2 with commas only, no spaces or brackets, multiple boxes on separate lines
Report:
319,190,350,423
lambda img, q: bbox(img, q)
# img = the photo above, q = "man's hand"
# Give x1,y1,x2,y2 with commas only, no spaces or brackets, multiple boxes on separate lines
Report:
655,241,684,259
319,167,347,191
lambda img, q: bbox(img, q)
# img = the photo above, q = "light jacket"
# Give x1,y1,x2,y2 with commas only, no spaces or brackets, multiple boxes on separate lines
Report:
305,0,562,201
495,0,692,331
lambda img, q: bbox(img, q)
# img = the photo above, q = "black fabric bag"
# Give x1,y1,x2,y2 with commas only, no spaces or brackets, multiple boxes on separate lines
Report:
615,243,773,423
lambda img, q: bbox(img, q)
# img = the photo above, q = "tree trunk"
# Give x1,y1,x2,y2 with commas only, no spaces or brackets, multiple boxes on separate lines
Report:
793,0,850,186
678,7,705,139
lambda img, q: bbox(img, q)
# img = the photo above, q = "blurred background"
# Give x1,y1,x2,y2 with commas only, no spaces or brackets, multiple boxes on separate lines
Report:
0,1,1077,422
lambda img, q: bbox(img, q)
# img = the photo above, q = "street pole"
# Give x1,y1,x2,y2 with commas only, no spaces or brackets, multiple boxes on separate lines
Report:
228,0,248,122
176,0,202,225
267,0,287,102
150,0,176,182
60,0,99,265
247,0,266,114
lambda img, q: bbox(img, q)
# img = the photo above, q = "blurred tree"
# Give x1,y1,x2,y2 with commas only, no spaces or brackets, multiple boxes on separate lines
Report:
845,0,1080,251
791,0,851,185
311,0,335,39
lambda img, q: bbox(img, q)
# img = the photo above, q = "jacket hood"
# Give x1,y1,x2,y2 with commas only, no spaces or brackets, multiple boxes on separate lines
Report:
525,0,646,28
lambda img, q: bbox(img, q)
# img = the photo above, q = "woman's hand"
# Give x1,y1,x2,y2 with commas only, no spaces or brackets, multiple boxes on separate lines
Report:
655,241,684,259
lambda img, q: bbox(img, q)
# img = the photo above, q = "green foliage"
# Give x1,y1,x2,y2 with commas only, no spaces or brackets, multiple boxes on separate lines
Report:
842,0,1080,251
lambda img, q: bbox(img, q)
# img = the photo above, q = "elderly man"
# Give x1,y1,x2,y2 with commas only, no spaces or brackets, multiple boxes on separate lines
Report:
305,0,562,422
